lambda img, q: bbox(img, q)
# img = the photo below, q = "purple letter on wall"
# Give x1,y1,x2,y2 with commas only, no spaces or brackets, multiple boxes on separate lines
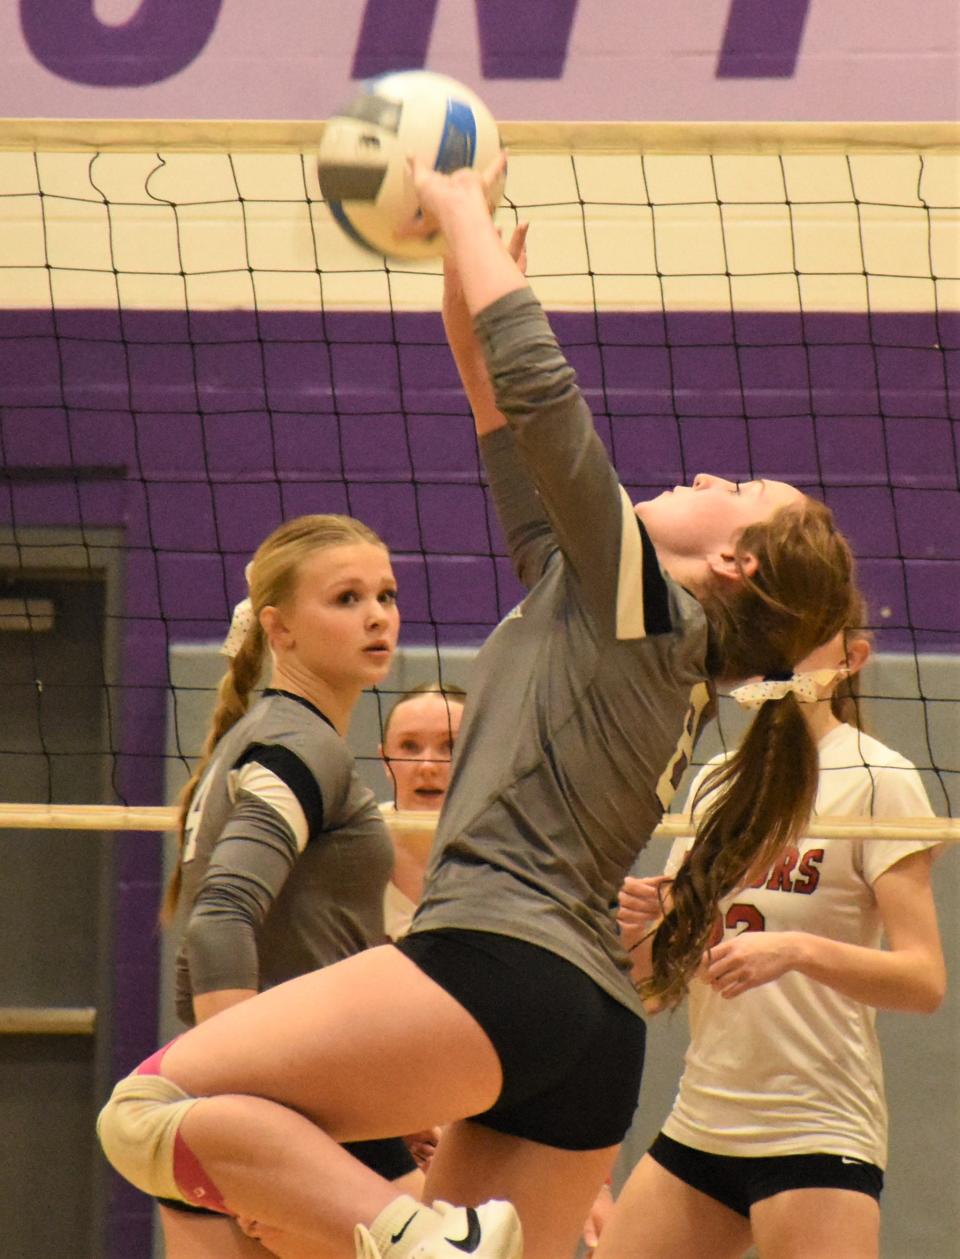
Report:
716,0,811,78
21,0,223,87
353,0,578,80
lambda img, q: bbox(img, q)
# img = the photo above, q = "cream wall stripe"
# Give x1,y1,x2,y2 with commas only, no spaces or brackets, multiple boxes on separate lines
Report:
0,119,958,154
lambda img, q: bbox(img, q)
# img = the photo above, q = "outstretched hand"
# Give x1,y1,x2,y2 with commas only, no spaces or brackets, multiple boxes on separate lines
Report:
401,152,508,243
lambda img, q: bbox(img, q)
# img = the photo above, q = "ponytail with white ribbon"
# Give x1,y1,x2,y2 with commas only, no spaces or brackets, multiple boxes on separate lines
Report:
221,563,256,659
729,666,849,711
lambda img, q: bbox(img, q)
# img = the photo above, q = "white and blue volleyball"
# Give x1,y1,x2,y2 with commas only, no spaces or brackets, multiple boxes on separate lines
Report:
318,70,502,261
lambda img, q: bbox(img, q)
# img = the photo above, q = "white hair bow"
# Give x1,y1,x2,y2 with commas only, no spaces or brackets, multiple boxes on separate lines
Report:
729,667,849,711
221,563,256,659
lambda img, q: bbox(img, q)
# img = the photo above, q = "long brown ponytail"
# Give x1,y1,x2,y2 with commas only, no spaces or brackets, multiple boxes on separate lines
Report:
646,498,861,1006
160,513,385,923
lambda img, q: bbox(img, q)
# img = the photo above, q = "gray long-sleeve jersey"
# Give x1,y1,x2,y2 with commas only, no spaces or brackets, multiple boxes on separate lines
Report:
173,689,393,1025
409,289,712,1016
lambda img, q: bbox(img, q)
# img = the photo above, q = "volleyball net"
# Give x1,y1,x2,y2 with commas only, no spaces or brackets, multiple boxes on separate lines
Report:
0,120,957,839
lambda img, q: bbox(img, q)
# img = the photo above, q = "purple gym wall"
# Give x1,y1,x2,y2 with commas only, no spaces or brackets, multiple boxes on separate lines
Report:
3,282,959,1259
3,0,959,120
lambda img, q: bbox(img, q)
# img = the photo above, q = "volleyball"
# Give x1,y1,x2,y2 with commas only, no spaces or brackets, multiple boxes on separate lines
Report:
317,70,503,261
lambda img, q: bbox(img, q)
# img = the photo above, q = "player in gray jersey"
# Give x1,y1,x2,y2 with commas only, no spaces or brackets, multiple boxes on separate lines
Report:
155,513,424,1259
171,691,392,1026
98,162,863,1259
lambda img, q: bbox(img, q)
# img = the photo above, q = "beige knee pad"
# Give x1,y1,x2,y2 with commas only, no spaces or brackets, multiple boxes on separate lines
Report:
97,1072,201,1202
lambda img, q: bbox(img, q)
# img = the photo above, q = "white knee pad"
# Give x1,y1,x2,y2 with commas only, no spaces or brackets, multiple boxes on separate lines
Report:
97,1072,201,1202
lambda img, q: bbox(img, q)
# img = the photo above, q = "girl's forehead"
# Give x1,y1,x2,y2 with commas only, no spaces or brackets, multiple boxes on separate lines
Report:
387,694,464,734
299,542,391,581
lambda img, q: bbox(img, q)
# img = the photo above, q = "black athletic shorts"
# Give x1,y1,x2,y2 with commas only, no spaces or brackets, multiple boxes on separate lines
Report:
157,1136,416,1217
649,1132,884,1217
396,927,646,1150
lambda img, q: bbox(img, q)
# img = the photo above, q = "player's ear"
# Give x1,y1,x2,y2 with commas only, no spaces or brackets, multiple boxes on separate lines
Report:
260,605,292,650
707,548,758,582
844,636,871,677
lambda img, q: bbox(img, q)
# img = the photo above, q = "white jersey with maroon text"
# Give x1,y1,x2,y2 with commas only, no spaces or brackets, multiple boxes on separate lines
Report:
662,722,939,1167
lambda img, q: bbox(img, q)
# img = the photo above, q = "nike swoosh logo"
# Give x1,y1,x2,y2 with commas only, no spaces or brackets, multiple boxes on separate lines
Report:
841,1156,864,1165
447,1206,482,1254
390,1211,419,1245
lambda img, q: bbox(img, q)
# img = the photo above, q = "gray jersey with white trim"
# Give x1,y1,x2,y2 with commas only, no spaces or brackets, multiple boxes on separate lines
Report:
173,690,393,1025
410,289,712,1015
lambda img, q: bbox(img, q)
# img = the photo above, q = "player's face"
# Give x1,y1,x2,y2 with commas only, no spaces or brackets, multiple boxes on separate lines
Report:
634,474,802,575
382,693,464,811
282,543,399,688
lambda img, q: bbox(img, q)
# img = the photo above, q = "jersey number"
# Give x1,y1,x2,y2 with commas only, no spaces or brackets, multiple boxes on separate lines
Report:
725,903,766,934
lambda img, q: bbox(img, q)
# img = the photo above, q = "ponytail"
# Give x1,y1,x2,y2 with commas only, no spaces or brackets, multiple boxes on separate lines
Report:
644,497,861,1006
647,693,818,1006
160,618,266,924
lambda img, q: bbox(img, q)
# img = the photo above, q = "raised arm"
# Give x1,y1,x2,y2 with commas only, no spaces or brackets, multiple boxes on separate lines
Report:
443,224,556,589
441,225,528,439
416,161,672,639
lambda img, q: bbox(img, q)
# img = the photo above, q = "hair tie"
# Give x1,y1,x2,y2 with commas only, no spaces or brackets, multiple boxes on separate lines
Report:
729,667,849,711
221,562,256,659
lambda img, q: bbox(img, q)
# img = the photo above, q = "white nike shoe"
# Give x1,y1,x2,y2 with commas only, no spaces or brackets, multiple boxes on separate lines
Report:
355,1199,522,1259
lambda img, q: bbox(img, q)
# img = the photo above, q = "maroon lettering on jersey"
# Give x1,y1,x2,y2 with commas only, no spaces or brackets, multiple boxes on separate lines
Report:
793,848,825,894
724,903,766,934
765,846,799,892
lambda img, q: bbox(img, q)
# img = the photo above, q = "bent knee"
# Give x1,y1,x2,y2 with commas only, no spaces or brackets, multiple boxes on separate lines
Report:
97,1070,213,1207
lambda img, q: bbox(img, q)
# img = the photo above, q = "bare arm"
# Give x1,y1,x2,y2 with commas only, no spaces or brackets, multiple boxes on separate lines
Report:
702,849,945,1013
411,157,527,319
441,222,528,437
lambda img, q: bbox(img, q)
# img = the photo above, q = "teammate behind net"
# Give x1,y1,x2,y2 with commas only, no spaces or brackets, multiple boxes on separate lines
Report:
156,514,435,1258
379,682,466,941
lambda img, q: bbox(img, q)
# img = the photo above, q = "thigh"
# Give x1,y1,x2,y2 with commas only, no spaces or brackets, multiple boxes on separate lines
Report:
159,1204,275,1259
751,1189,879,1259
594,1154,753,1259
161,945,503,1139
424,1119,618,1259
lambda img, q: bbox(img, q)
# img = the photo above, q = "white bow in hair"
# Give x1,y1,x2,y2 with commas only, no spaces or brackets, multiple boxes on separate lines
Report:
221,562,256,659
729,667,849,711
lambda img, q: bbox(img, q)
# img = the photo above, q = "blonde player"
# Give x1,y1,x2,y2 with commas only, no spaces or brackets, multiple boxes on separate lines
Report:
158,514,424,1258
596,627,945,1259
98,160,864,1259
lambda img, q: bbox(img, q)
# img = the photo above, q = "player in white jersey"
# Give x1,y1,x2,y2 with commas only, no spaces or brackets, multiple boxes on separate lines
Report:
156,514,426,1258
596,629,945,1259
97,160,864,1259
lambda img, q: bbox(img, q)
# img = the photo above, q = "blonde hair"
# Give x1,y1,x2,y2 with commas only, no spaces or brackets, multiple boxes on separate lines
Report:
647,498,863,1006
161,514,386,923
